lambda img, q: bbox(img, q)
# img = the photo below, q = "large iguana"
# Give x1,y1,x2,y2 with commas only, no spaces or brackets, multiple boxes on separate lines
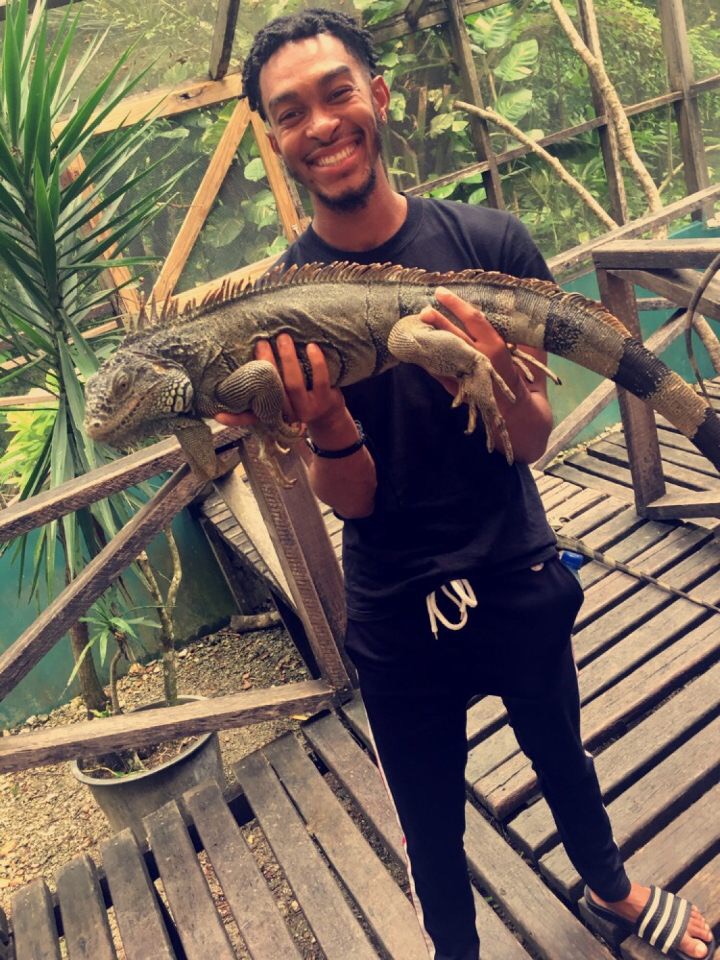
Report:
84,261,720,479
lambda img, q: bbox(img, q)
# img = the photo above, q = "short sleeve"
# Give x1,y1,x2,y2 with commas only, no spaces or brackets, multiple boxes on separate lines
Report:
498,216,555,283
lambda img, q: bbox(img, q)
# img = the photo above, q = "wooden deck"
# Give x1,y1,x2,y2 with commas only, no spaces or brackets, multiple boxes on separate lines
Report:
4,409,720,958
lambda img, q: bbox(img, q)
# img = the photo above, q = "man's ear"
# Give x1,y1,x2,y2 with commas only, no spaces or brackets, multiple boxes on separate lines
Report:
370,74,391,119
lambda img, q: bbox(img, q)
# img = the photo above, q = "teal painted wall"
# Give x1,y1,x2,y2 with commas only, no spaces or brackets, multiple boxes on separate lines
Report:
0,509,237,729
547,220,720,447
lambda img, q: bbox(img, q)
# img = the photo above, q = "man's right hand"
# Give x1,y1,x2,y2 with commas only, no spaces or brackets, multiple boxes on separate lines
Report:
214,334,346,431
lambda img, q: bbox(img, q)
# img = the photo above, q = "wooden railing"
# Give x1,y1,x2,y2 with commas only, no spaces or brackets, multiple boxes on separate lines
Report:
0,426,352,774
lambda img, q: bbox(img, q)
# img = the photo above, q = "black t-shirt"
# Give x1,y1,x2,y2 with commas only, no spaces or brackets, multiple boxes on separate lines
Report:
279,195,557,619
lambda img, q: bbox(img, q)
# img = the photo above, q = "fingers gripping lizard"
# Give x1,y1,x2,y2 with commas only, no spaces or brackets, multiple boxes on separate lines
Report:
387,315,516,462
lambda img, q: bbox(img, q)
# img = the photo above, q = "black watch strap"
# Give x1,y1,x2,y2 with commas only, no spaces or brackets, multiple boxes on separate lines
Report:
306,421,366,459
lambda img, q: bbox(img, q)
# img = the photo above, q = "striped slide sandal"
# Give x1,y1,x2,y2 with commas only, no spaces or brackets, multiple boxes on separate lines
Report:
583,885,716,959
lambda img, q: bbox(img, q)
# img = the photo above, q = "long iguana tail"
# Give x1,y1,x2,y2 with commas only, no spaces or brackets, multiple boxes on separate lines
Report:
455,273,720,472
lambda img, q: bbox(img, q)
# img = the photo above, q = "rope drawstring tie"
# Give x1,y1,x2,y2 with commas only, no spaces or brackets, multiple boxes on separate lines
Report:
426,579,478,638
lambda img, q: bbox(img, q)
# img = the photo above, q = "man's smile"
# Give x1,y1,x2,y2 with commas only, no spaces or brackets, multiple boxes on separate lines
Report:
307,138,361,169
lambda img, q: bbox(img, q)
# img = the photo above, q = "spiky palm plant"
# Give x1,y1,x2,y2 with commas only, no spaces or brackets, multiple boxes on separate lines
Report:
0,0,183,710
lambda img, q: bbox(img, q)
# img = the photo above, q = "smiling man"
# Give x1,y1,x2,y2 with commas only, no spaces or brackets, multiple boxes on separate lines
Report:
217,10,715,960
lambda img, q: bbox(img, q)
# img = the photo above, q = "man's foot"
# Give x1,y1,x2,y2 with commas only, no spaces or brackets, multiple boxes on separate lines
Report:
588,883,713,958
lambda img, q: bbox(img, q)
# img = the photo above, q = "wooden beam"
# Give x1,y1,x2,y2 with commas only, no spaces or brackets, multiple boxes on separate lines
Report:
404,0,433,27
0,459,231,703
575,0,627,223
151,98,251,305
249,111,307,242
0,679,335,773
239,438,353,692
54,70,245,138
593,238,720,271
644,491,720,520
596,268,665,513
606,267,720,323
445,0,505,209
551,182,720,277
209,0,241,81
371,0,507,43
0,426,244,543
534,309,688,469
657,0,710,215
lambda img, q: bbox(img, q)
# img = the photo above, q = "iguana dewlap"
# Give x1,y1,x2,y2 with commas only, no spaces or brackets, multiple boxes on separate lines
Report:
83,261,720,479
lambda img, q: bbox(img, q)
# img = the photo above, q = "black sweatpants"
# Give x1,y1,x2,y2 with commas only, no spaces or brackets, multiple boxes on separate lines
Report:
345,555,631,960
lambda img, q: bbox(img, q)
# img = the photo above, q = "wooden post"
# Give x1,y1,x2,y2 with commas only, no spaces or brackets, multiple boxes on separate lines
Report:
575,0,627,224
209,0,241,81
595,267,666,514
249,111,309,241
444,0,505,209
657,0,710,218
239,439,353,692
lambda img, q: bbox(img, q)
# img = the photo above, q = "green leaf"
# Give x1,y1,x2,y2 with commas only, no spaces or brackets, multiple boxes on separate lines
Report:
2,6,23,145
243,157,267,182
494,40,539,83
0,128,25,193
429,113,455,138
467,7,514,51
22,15,48,182
33,158,58,303
494,89,533,124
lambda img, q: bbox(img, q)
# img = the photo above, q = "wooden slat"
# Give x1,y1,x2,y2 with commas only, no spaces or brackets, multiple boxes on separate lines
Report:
264,733,429,959
508,658,720,858
151,99,252,305
11,879,62,960
304,710,532,960
0,426,243,542
0,461,220,703
100,830,175,960
234,750,377,960
475,616,720,817
646,491,720,519
594,239,720,271
610,267,720,322
606,431,720,480
209,0,240,80
621,847,720,960
56,854,117,960
183,780,301,960
0,679,334,773
249,111,306,242
144,801,235,960
463,802,615,960
539,716,720,899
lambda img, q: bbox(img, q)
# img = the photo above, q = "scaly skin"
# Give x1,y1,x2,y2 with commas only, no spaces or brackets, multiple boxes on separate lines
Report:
84,262,720,480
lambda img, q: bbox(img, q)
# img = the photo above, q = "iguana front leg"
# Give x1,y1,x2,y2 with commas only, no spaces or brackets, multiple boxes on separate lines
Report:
214,359,302,440
387,315,516,462
173,417,219,480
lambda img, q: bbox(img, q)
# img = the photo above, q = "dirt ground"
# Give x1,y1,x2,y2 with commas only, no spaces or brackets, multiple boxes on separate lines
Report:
0,625,313,935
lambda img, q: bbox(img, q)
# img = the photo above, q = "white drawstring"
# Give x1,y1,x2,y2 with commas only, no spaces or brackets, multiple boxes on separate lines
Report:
425,579,478,638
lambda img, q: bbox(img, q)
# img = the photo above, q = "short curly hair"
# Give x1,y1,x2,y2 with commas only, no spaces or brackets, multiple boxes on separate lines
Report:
243,8,379,120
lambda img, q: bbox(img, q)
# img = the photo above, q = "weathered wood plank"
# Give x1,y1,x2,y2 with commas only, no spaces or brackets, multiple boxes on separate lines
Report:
234,750,377,960
463,802,615,960
508,658,720,857
0,463,212,703
151,99,252,304
0,679,334,773
539,716,720,899
645,491,720,519
56,854,117,960
11,879,62,960
588,437,720,491
0,427,243,543
100,830,175,960
183,780,301,960
265,733,429,959
144,801,235,959
594,239,720,270
209,0,241,80
250,111,307,242
610,267,720,322
606,431,720,480
476,616,720,816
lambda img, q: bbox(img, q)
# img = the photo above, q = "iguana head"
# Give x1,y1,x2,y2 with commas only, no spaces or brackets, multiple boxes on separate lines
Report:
84,350,195,447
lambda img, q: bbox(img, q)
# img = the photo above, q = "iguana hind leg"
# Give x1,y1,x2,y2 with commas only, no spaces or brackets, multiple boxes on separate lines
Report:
387,315,516,462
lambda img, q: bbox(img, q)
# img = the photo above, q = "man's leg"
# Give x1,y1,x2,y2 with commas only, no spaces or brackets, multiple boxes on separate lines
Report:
346,615,480,960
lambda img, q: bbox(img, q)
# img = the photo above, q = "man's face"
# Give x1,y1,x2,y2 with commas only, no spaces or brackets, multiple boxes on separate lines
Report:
259,33,389,212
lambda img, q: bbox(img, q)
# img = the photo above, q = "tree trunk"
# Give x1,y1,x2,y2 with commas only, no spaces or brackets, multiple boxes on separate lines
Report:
68,619,110,715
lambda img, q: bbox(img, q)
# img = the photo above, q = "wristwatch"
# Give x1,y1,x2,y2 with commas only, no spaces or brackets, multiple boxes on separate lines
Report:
306,420,366,459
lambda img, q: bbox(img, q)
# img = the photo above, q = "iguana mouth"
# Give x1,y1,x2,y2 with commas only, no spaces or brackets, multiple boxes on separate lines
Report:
84,393,147,442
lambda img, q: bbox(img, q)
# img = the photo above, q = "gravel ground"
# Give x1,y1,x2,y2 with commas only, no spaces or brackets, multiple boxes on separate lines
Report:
0,624,311,912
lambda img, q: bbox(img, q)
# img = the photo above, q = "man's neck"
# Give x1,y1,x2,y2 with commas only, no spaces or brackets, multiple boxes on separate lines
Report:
310,177,408,252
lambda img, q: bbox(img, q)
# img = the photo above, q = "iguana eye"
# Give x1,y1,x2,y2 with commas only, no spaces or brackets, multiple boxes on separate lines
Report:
113,372,130,396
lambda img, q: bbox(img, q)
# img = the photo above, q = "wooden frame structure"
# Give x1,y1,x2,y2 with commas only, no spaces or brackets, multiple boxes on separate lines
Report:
0,0,718,772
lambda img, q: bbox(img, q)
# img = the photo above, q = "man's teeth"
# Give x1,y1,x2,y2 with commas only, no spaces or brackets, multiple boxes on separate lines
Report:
315,144,356,167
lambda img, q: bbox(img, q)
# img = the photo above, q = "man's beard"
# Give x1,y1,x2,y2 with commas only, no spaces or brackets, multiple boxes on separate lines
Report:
290,125,383,213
